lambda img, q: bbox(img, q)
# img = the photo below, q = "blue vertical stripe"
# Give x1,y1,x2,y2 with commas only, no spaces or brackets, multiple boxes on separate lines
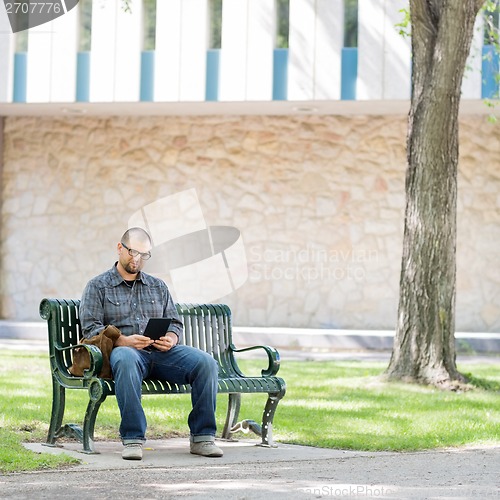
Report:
206,49,220,101
482,45,499,99
273,48,288,101
76,52,90,102
140,51,155,102
341,47,358,100
13,52,27,103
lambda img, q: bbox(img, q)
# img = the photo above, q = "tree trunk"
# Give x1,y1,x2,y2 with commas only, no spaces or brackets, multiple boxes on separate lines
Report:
386,0,486,386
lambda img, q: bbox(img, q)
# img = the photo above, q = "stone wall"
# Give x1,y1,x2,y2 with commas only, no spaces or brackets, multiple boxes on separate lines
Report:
1,114,499,331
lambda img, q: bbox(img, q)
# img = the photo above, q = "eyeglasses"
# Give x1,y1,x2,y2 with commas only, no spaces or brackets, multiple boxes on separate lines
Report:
121,242,151,260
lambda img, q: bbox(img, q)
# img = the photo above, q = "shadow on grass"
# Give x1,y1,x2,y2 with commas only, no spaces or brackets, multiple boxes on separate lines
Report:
465,373,500,392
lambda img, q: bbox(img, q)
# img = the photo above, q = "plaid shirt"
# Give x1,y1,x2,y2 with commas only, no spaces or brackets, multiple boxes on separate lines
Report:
80,263,183,341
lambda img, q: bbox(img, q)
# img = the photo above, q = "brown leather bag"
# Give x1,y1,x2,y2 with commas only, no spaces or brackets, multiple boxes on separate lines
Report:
69,325,121,379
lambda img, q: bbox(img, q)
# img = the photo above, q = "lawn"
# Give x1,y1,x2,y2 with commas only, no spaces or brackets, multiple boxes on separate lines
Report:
1,350,499,473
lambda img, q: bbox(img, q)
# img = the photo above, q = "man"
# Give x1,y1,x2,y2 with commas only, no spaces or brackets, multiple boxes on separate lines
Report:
79,227,223,460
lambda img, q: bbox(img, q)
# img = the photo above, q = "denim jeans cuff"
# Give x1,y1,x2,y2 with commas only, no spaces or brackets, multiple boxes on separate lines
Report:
191,434,216,443
123,438,146,445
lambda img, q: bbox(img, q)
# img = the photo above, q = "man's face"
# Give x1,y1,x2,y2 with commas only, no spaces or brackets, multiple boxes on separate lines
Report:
118,238,152,275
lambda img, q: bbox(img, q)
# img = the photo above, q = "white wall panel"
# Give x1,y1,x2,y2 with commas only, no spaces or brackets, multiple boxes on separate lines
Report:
220,0,249,101
89,0,116,101
26,23,52,102
220,0,274,101
289,0,342,100
155,0,207,101
90,0,141,102
462,15,484,99
288,0,316,100
155,0,181,101
0,8,14,102
114,0,142,101
383,0,410,99
357,0,385,100
179,0,208,101
50,8,78,102
314,0,343,100
246,0,274,101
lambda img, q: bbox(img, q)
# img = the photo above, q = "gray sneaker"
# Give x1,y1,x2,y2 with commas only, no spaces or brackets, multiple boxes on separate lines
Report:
122,443,143,460
190,440,223,457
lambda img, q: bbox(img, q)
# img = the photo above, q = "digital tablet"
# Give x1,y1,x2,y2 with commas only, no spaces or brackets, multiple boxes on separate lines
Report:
143,318,171,341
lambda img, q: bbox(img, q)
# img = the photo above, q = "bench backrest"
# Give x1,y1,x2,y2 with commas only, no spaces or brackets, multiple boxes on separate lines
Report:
39,298,235,373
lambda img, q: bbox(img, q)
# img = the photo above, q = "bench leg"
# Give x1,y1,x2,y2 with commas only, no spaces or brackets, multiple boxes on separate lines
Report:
80,398,104,454
81,380,108,454
259,391,285,448
221,393,241,439
45,379,65,447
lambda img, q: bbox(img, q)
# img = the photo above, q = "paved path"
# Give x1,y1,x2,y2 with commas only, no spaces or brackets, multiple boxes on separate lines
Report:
2,338,500,365
0,439,498,499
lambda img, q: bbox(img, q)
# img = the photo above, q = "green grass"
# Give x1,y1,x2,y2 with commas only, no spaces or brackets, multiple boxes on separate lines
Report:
0,427,77,472
1,351,500,473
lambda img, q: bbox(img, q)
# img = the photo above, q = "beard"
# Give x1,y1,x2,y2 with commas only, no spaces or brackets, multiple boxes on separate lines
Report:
124,261,141,275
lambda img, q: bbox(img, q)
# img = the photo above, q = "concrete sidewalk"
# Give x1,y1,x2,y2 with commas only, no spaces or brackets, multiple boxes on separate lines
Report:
0,439,498,499
3,337,500,366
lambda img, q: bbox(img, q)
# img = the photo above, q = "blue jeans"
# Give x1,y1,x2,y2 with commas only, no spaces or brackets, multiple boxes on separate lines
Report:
109,345,219,444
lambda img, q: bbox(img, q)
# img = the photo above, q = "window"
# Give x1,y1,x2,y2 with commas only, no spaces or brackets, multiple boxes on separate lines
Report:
483,0,499,45
209,0,222,49
15,31,28,52
143,0,156,50
344,0,358,48
276,0,289,48
78,0,92,52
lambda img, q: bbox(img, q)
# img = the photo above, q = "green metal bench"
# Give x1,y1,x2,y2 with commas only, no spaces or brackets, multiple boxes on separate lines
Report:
39,298,286,454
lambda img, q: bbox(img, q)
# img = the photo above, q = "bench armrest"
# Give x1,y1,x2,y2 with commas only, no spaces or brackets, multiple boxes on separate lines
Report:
55,343,103,379
230,344,281,377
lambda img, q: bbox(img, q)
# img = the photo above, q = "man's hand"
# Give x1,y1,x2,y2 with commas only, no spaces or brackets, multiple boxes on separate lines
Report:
115,334,154,350
152,332,178,352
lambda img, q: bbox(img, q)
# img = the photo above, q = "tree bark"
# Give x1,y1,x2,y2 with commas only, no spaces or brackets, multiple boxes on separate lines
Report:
386,0,486,386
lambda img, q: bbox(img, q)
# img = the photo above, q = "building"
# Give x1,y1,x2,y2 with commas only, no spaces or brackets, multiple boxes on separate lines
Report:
0,0,499,334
